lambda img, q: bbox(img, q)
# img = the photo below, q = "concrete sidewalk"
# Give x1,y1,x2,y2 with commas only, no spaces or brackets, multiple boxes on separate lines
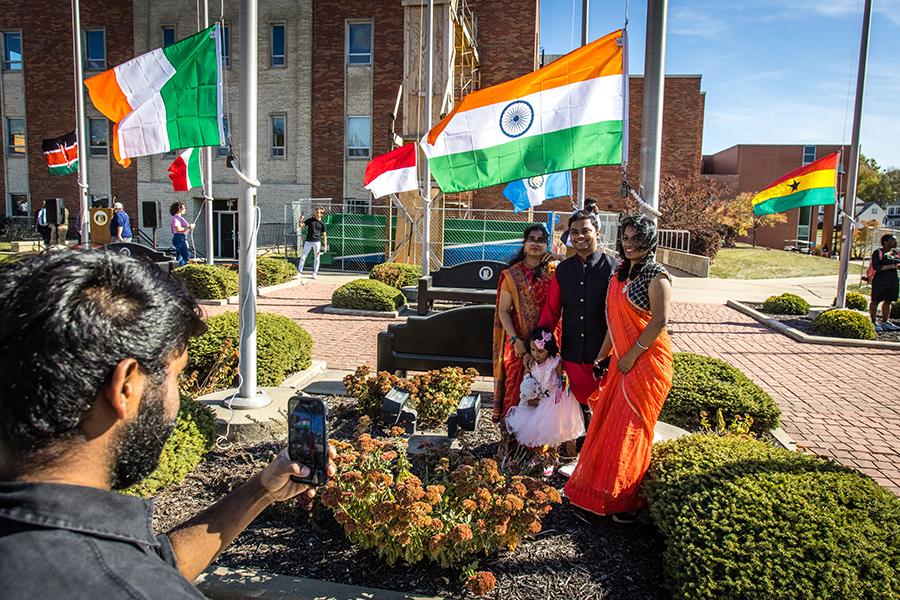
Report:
672,274,845,305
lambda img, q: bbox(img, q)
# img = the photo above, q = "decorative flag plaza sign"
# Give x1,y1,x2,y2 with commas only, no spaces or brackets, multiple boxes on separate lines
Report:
168,147,203,191
420,29,625,193
752,152,840,216
363,144,419,198
84,25,224,166
41,131,79,176
503,171,572,212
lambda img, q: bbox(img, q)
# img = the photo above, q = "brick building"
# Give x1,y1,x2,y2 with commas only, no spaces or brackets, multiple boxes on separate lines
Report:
703,144,851,251
0,0,136,223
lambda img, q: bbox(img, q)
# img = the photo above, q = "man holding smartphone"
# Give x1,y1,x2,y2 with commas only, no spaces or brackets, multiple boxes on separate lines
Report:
0,251,335,599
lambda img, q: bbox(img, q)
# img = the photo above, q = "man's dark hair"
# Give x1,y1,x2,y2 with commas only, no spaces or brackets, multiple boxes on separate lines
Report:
881,234,896,245
0,251,205,457
568,210,599,230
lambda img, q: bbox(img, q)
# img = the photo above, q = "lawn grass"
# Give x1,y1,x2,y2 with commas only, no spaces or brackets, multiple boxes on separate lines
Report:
710,246,864,279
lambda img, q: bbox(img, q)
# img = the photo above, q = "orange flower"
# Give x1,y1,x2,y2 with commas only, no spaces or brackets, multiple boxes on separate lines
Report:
461,499,477,513
475,487,493,510
428,533,446,552
424,485,444,505
546,487,562,503
389,426,406,437
357,434,376,453
476,518,487,533
449,523,474,543
319,485,342,509
465,571,497,597
502,494,524,512
512,482,528,497
430,517,444,531
527,519,542,534
340,470,363,483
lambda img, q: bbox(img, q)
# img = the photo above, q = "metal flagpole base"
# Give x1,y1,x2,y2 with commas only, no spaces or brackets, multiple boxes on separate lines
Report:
225,390,272,410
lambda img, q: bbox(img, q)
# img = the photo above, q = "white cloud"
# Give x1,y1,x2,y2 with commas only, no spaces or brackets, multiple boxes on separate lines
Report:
758,0,900,25
669,6,728,39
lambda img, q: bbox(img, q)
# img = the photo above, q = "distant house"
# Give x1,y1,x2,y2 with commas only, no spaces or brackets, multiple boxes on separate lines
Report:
884,204,900,228
855,201,887,226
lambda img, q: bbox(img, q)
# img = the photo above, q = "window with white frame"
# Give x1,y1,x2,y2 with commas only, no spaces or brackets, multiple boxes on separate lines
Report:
161,26,175,47
3,32,22,71
84,29,106,70
88,118,108,156
6,118,24,155
802,145,816,165
347,22,372,65
271,24,285,67
271,114,286,158
346,116,371,158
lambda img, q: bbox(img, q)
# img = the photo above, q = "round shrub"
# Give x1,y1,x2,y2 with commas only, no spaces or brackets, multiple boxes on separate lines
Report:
844,291,869,311
123,396,217,497
174,263,239,299
761,292,810,315
892,302,900,320
257,256,297,287
187,311,313,387
813,309,875,340
370,262,423,288
661,353,780,433
642,435,900,600
332,279,405,312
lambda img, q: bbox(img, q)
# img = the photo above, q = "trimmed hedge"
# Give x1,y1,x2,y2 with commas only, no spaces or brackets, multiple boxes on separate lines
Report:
332,279,405,312
761,292,810,315
370,262,422,288
813,309,875,340
257,256,297,287
187,311,313,387
642,435,900,600
174,264,239,299
844,291,869,311
123,396,217,497
660,353,780,433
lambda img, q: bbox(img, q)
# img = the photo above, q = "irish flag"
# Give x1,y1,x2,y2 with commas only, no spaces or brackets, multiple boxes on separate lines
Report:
168,148,203,191
752,152,840,216
84,25,223,166
364,144,419,198
420,29,626,193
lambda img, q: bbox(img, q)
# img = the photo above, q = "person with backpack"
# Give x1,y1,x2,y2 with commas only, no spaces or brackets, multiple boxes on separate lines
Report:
868,234,900,332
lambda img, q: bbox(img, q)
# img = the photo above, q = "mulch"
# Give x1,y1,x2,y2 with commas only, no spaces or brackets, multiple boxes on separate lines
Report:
751,304,900,343
153,396,667,599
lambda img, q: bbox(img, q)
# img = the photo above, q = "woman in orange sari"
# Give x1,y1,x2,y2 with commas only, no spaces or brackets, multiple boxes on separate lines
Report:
564,215,673,519
493,225,555,425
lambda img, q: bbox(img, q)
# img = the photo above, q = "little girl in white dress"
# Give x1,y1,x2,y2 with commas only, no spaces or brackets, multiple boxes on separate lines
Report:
505,327,585,448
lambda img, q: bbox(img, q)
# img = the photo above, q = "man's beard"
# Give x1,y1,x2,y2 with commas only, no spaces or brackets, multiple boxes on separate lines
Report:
109,383,177,490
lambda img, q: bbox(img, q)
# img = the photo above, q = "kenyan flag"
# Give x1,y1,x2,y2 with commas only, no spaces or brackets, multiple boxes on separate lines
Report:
167,147,203,191
41,131,78,176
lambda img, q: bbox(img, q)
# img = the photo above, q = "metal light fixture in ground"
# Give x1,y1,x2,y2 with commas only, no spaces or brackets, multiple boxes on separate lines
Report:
447,393,481,438
381,387,411,425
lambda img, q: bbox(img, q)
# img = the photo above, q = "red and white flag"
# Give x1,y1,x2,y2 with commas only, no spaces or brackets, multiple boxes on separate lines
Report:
363,144,418,198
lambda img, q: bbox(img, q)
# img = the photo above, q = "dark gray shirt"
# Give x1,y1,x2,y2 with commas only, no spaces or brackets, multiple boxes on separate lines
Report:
0,481,205,599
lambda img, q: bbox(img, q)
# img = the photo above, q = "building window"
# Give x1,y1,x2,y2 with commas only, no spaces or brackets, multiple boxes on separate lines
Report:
84,29,106,70
3,32,22,71
88,118,108,156
347,22,372,65
347,116,371,158
11,193,28,217
802,145,816,165
222,25,231,68
161,26,175,48
218,116,230,156
271,24,285,67
6,118,25,155
270,114,286,158
344,198,372,215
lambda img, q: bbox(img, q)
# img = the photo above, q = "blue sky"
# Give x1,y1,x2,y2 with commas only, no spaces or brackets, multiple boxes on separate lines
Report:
540,1,900,168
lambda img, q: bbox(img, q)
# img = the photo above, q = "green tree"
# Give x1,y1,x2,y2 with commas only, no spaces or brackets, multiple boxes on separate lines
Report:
856,154,893,204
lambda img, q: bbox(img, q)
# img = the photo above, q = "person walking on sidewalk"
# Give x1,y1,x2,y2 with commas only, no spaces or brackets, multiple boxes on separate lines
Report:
869,234,900,332
297,206,328,280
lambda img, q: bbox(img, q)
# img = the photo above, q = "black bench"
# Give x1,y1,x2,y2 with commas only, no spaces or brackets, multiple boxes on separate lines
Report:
377,305,495,376
416,260,506,315
104,242,179,273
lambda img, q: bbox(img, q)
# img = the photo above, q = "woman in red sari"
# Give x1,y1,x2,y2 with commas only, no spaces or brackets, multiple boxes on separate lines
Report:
492,225,555,425
564,215,674,520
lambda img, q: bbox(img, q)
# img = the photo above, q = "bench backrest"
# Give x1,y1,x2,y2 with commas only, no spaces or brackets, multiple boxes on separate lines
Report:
430,260,507,289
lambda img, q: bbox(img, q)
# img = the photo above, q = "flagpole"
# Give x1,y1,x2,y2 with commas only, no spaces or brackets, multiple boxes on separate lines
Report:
422,0,434,275
71,0,90,244
836,0,872,308
639,0,668,224
202,0,215,264
576,0,588,210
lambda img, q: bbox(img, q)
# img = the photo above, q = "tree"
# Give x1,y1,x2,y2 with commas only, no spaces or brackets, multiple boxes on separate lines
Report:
719,193,788,248
856,154,895,204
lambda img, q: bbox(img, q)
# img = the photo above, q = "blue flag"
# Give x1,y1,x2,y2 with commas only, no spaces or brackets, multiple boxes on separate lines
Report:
502,171,573,213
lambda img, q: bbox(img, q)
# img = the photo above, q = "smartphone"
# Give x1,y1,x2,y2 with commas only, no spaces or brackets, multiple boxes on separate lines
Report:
287,395,329,486
593,356,611,379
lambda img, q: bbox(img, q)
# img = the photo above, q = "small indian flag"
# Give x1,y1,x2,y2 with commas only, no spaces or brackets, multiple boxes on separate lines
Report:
168,148,203,191
752,152,839,216
420,29,626,193
84,25,223,166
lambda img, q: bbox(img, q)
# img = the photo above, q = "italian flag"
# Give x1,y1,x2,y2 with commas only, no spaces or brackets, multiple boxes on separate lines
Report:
752,152,839,216
364,144,418,198
168,148,203,191
420,29,626,193
84,25,223,167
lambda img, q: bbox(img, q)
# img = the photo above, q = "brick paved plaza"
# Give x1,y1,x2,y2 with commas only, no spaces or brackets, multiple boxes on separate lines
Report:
207,278,900,494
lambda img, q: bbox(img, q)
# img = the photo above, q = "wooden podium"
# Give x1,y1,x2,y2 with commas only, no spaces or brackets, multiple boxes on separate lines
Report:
90,208,114,245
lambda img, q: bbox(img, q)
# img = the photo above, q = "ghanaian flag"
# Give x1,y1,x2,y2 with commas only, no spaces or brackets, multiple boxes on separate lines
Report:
752,152,839,216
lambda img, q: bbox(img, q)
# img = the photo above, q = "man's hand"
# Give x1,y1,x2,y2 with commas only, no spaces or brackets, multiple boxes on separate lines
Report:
257,446,337,503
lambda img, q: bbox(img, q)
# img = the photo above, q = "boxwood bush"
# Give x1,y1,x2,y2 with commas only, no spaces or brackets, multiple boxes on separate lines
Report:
187,311,313,387
174,264,239,300
257,256,297,287
761,292,810,315
123,396,217,497
660,353,780,433
813,309,875,340
370,262,422,288
642,434,900,600
332,279,405,312
844,291,869,311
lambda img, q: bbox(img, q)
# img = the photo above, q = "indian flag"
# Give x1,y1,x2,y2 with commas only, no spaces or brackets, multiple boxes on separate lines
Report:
84,25,223,166
168,148,203,191
752,152,839,216
420,29,626,194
